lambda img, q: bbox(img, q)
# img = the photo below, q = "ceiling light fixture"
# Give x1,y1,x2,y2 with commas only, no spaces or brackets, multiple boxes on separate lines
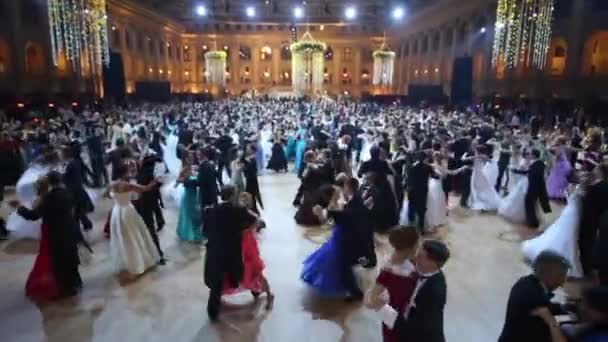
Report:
294,6,304,19
392,6,405,20
246,6,256,18
345,6,356,20
195,5,207,16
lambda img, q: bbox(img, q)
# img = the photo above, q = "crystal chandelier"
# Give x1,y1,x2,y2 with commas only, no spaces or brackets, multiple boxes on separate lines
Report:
372,47,396,88
492,0,555,69
204,50,228,85
47,0,110,74
290,32,326,95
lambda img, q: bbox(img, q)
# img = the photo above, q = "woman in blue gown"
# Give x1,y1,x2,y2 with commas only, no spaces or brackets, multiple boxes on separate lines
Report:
300,186,349,297
294,135,307,175
175,153,203,243
285,133,296,161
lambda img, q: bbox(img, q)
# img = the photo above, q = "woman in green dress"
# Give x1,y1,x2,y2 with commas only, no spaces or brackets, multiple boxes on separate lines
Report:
175,153,203,243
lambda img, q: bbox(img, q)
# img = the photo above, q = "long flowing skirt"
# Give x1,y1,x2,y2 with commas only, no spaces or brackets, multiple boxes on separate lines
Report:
400,178,447,229
547,158,572,199
469,162,501,211
162,134,181,177
301,224,348,297
7,164,51,240
109,204,160,275
522,192,583,278
498,174,529,225
222,229,265,295
25,224,60,301
176,186,203,242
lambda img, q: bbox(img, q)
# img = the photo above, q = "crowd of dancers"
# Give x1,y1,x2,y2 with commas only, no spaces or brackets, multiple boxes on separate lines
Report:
1,97,608,340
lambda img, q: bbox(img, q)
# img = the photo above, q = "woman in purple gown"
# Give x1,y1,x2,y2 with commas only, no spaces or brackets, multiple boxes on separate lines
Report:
547,138,573,200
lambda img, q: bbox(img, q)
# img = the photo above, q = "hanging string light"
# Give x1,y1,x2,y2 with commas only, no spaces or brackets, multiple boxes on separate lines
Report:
47,0,110,74
492,0,555,69
372,34,396,88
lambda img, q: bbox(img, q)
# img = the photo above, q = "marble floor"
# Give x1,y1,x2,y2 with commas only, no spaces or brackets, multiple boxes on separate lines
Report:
0,172,572,342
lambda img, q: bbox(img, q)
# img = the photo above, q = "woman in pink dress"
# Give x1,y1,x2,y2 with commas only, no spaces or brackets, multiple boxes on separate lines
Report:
366,226,420,342
222,192,274,310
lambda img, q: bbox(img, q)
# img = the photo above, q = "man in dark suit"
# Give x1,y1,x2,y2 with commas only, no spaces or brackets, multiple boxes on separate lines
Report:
15,171,83,297
61,146,94,232
370,239,450,342
583,163,608,277
513,149,551,228
184,147,219,234
204,185,256,321
106,138,132,181
86,126,108,187
407,151,435,233
244,144,264,213
330,177,375,301
215,131,235,185
499,250,570,342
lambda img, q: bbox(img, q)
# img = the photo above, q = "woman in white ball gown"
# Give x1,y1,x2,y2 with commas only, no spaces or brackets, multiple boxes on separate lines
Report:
400,152,469,230
498,149,532,225
467,147,501,211
521,186,584,278
105,163,161,276
6,151,60,239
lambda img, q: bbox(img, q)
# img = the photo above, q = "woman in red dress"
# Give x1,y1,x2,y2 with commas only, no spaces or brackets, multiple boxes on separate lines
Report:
222,192,274,310
366,226,420,342
24,177,60,301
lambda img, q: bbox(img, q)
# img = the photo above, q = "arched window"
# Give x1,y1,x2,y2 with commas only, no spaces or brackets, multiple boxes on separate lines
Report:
0,39,10,76
25,42,45,75
582,32,608,76
240,45,251,60
325,46,334,61
260,46,272,61
280,45,291,60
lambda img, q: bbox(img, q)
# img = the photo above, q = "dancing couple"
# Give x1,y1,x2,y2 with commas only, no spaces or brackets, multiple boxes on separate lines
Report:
300,177,376,301
204,185,274,321
366,226,451,342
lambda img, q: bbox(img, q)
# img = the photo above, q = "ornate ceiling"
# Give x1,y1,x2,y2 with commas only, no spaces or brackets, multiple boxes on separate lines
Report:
130,0,437,23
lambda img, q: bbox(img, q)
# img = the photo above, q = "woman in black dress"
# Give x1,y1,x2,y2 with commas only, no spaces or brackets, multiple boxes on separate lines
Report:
267,134,288,172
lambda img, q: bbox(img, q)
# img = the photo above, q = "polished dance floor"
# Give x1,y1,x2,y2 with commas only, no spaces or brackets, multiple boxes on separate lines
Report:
0,173,571,342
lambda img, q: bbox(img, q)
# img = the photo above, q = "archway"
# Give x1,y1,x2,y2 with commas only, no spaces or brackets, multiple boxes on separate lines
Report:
546,37,568,77
0,39,10,77
582,31,608,76
25,41,45,75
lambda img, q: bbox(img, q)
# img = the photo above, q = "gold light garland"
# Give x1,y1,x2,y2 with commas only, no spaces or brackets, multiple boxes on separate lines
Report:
492,0,555,69
48,0,110,75
372,47,396,87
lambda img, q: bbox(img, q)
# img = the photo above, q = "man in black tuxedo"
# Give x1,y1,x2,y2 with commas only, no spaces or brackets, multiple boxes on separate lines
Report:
86,126,108,188
184,147,220,229
244,145,264,213
513,149,551,228
582,164,608,277
106,138,132,181
499,251,570,342
215,131,235,185
15,171,83,297
204,185,257,321
370,239,450,342
176,123,193,160
330,177,375,301
61,146,94,232
134,155,166,264
407,151,435,233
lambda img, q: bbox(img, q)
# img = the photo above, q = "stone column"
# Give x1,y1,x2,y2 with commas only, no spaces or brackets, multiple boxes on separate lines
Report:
252,41,260,88
7,1,25,95
334,46,342,91
230,43,240,93
566,0,585,82
354,47,362,89
272,44,280,86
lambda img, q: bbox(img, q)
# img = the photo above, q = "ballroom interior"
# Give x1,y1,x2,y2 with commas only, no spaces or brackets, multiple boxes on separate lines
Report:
0,1,606,342
1,0,608,102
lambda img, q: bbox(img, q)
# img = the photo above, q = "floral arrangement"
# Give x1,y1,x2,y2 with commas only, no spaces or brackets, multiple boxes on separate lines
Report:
204,50,228,60
290,41,326,54
372,48,396,59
